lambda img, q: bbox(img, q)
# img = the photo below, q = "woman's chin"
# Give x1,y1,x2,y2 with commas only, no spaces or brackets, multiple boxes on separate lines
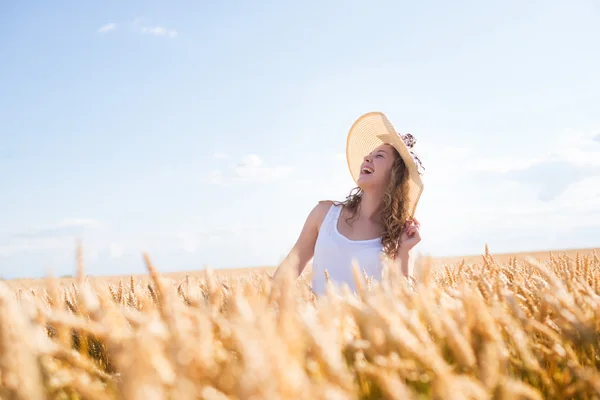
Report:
357,176,374,189
357,177,387,192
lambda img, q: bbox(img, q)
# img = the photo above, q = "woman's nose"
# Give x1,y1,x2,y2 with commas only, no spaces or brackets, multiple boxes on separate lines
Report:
364,154,372,162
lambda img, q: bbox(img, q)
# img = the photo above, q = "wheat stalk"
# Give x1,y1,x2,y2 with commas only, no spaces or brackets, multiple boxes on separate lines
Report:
1,248,599,399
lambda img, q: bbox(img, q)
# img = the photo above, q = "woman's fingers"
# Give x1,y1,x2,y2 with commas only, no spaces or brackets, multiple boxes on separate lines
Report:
406,218,421,229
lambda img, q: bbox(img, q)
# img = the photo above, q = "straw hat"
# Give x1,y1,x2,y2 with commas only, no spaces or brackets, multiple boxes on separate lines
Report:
346,111,425,218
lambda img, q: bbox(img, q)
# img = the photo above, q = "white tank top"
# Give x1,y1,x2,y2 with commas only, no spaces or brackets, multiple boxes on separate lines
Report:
311,204,385,296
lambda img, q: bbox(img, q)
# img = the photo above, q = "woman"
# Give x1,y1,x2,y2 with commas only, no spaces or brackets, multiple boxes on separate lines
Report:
273,112,425,295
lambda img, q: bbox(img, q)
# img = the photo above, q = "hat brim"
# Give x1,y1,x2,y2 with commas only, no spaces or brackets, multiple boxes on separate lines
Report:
346,112,424,218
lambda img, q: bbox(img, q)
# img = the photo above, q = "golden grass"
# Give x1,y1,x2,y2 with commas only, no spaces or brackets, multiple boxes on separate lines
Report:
1,245,599,399
8,247,597,290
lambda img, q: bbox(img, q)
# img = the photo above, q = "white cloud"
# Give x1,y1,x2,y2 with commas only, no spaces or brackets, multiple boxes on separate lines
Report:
505,159,597,202
203,170,225,186
238,154,262,167
8,218,102,240
109,228,246,259
421,128,600,200
60,218,103,228
235,154,295,183
555,128,600,151
140,26,178,38
489,129,600,202
415,127,600,256
96,18,178,39
203,154,295,185
0,218,104,258
0,237,70,258
236,165,295,183
417,176,600,257
97,23,116,34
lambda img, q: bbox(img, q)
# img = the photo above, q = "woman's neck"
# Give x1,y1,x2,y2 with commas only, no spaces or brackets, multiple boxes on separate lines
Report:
357,190,383,221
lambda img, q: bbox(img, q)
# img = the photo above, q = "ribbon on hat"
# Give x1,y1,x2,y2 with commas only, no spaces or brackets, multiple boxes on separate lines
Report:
400,133,425,175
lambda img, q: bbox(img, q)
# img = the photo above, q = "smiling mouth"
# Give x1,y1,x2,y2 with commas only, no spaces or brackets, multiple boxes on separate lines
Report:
361,167,374,175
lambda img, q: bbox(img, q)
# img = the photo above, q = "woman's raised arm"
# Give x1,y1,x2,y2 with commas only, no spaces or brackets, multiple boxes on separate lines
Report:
272,201,332,281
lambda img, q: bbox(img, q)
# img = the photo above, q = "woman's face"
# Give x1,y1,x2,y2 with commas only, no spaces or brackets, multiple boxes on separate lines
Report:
357,143,397,191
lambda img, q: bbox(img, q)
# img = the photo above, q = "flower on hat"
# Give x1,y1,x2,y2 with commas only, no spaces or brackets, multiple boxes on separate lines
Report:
400,133,425,175
401,133,416,149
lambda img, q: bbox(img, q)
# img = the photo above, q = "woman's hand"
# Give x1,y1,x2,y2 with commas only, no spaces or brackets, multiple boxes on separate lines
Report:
399,218,421,253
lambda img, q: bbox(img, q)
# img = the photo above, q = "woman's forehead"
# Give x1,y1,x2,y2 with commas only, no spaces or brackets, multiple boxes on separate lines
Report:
370,143,394,154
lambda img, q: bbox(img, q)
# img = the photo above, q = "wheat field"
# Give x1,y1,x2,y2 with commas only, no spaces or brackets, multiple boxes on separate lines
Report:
1,246,599,399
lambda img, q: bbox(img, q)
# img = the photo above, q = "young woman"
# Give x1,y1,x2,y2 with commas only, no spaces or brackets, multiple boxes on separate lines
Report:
273,112,425,295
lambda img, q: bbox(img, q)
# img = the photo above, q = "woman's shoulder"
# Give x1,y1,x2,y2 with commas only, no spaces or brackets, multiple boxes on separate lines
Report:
315,200,339,214
306,200,337,226
316,199,336,208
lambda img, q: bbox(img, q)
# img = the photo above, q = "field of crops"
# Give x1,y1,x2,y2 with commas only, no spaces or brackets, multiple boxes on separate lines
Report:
1,246,599,399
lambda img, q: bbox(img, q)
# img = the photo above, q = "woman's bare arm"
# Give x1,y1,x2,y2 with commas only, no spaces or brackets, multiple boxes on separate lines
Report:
272,201,332,281
397,249,414,279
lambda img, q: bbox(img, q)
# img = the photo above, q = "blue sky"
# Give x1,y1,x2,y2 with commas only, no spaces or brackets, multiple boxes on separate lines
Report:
1,0,599,279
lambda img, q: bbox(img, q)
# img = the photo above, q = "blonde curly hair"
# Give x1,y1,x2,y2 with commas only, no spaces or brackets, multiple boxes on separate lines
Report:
335,146,410,259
